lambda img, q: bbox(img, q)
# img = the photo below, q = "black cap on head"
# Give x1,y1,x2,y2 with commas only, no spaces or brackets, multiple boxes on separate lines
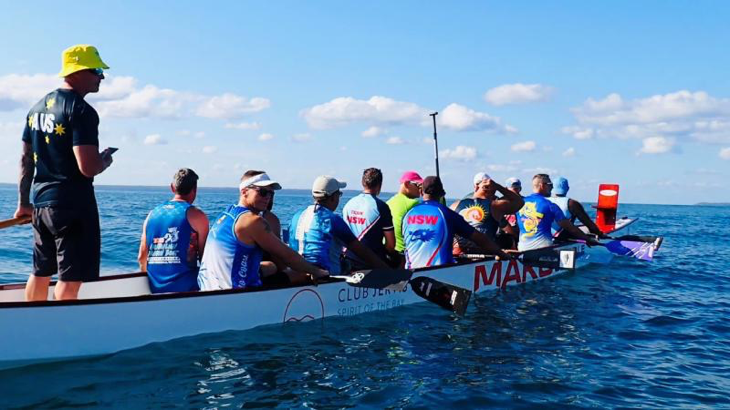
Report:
422,176,445,197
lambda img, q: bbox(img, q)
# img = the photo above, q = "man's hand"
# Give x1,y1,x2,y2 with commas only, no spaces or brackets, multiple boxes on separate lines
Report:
100,148,114,170
14,203,33,219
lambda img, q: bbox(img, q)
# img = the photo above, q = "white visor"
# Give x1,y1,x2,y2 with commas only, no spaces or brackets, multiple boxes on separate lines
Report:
239,173,282,191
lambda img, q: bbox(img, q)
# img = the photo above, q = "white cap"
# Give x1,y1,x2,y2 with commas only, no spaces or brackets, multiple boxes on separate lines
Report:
505,177,521,187
238,173,282,191
312,175,347,198
473,172,491,185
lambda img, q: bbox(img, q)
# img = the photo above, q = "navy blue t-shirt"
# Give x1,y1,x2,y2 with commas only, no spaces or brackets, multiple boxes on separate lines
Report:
22,89,99,207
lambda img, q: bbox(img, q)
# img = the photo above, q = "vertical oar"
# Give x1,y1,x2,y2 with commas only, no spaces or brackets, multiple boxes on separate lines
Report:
430,112,440,178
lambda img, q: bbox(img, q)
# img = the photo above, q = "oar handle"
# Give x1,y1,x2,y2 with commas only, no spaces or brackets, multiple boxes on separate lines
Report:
0,216,31,230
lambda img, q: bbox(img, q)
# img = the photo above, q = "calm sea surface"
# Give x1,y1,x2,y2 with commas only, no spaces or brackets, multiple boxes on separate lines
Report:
0,184,728,408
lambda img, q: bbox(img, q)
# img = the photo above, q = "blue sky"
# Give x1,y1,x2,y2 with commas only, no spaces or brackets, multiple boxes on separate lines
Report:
1,1,729,204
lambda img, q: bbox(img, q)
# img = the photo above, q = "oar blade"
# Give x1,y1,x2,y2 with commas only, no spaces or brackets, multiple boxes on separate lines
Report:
605,240,655,261
612,235,663,251
410,276,472,315
520,248,577,270
336,269,413,291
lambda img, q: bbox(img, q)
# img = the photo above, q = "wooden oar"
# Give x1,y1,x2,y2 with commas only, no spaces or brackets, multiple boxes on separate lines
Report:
332,269,472,315
461,247,577,270
0,216,31,230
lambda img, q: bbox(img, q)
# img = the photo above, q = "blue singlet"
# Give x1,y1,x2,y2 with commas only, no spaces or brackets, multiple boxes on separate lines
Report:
198,205,263,290
145,200,199,293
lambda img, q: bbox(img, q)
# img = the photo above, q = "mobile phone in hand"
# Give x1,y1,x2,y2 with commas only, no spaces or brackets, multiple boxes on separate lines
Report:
106,147,119,155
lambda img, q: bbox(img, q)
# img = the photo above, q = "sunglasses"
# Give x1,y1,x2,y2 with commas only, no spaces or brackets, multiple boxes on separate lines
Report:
251,186,275,198
409,181,423,189
88,68,104,77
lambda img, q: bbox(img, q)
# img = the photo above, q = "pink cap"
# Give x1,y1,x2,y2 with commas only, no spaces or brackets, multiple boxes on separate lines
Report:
399,171,423,184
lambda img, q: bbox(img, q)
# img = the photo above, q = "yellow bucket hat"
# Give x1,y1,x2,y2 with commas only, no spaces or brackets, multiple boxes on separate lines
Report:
58,44,110,78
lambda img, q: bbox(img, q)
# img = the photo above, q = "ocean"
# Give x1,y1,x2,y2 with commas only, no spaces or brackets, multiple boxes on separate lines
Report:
0,184,728,408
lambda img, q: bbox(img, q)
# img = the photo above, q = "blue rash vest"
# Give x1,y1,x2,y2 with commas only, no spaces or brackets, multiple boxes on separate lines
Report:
288,204,357,275
547,196,573,234
402,200,475,269
145,200,199,293
517,193,567,251
198,205,264,290
342,193,394,262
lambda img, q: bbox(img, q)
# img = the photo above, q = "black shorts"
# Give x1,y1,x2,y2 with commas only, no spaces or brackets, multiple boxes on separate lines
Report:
32,205,101,282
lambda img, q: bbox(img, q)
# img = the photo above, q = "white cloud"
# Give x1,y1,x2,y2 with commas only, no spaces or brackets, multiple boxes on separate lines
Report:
202,145,218,154
561,126,595,140
301,96,430,129
719,147,730,160
196,94,270,119
638,136,675,155
440,103,517,134
386,136,405,145
292,133,312,143
562,147,576,157
143,134,166,145
258,133,274,141
361,126,383,138
511,140,537,152
567,90,730,146
0,74,62,111
484,83,555,106
440,145,477,161
0,73,270,121
485,161,521,172
225,122,262,130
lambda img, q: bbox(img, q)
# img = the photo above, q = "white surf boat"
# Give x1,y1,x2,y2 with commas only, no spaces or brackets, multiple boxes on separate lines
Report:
0,218,647,369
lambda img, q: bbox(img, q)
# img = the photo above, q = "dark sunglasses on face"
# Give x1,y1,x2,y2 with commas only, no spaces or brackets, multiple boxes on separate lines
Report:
251,186,275,198
88,68,104,77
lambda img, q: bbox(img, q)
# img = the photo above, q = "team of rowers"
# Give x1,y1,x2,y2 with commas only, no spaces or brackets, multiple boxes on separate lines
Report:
139,168,606,294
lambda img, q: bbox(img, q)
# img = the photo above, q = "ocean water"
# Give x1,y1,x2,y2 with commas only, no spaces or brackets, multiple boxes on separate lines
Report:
0,184,729,408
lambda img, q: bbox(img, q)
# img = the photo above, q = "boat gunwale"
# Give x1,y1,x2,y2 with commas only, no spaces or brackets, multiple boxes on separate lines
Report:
0,258,499,310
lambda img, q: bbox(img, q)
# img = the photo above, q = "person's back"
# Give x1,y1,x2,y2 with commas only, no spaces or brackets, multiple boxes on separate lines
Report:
387,171,423,253
344,193,392,260
403,200,454,268
289,204,354,275
547,195,572,233
199,204,264,290
144,200,200,292
517,193,565,251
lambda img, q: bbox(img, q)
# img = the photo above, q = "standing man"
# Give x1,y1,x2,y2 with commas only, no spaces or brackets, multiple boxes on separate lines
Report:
198,171,329,290
14,44,114,301
386,171,423,255
289,175,389,274
451,172,524,254
548,177,608,239
343,168,397,268
138,168,209,293
402,176,510,269
517,174,597,251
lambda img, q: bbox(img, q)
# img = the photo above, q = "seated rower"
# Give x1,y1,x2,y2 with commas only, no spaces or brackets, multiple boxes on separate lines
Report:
289,175,389,274
139,168,209,293
343,168,398,269
451,172,524,254
386,171,423,256
548,177,608,239
402,176,509,269
517,174,598,251
502,177,523,246
198,171,328,291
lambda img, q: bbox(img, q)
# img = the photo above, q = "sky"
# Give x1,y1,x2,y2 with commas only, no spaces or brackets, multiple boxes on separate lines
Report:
1,1,729,205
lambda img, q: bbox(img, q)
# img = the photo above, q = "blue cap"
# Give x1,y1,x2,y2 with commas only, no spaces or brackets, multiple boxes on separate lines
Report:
553,177,569,196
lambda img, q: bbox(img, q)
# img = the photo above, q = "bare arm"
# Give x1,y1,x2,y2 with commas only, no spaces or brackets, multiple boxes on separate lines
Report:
503,223,518,240
383,230,396,253
73,145,113,178
187,207,210,261
568,199,607,238
138,215,149,272
240,216,328,277
490,182,524,221
348,240,390,269
558,218,597,243
14,142,34,218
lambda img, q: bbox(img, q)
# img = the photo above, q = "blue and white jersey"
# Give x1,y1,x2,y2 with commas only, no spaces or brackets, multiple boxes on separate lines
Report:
145,200,199,293
547,196,572,234
517,193,567,251
288,204,357,274
198,204,263,290
402,200,475,269
343,193,394,261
